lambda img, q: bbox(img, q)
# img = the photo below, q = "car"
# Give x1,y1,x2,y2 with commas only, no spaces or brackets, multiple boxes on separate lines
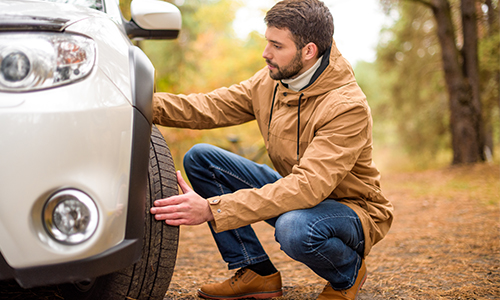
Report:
0,0,181,299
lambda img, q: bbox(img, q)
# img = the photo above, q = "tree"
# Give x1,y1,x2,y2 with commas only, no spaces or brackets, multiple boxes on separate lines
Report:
381,0,498,164
375,3,450,167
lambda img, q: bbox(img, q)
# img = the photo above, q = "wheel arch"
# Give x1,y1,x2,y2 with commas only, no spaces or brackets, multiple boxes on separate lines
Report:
129,45,155,126
125,45,155,242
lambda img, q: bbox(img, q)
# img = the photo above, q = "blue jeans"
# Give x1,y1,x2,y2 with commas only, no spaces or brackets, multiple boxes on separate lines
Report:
183,144,365,290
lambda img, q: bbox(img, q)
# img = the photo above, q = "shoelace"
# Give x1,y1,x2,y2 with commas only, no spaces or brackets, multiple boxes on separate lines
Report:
230,268,247,284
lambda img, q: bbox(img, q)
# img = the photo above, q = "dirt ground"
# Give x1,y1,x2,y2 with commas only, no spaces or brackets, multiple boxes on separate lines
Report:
164,163,500,300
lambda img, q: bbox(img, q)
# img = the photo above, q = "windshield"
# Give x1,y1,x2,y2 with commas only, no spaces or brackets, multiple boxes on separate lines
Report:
37,0,104,11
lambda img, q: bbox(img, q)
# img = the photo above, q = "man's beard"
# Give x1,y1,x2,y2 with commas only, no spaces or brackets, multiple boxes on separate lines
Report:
266,50,303,80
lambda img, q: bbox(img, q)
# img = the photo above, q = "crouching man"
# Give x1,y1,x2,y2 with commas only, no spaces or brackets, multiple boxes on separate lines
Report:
150,1,393,299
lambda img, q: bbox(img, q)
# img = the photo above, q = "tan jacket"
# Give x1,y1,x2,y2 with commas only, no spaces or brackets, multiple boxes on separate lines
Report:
153,41,393,257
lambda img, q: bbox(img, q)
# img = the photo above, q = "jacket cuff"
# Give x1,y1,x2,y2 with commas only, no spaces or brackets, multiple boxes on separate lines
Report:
207,196,228,233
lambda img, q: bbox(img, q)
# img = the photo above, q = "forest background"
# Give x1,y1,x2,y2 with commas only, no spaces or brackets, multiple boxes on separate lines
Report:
117,1,499,298
120,0,499,297
121,0,499,174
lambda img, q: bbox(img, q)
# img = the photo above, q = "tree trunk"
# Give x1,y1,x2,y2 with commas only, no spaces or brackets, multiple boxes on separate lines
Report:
461,0,485,160
429,0,485,164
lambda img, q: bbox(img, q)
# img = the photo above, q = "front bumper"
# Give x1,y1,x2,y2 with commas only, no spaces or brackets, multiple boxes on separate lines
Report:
0,236,140,288
0,68,151,287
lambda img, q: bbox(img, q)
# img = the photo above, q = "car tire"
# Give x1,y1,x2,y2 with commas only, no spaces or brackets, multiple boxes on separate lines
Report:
57,124,180,300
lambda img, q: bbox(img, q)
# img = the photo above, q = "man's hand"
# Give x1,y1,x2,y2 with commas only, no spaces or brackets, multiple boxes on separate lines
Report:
150,171,214,226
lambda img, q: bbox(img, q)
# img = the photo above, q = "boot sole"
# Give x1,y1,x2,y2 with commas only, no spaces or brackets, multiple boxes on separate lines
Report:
197,289,283,300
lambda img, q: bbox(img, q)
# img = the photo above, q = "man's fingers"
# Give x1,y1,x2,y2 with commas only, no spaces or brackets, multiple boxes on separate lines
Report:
150,203,178,215
154,211,196,226
154,211,181,221
176,170,193,194
149,171,211,226
165,219,186,226
152,195,184,208
150,193,196,213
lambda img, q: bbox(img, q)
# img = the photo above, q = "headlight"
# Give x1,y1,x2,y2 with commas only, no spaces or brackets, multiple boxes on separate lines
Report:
43,189,99,245
0,32,95,92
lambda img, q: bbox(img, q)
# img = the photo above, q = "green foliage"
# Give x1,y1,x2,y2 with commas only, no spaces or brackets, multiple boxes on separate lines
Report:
140,0,266,94
375,0,500,169
375,2,451,168
129,0,269,173
119,0,130,20
355,61,396,146
119,0,499,172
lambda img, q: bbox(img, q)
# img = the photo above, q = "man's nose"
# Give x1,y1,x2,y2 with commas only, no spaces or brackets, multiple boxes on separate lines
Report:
262,44,272,60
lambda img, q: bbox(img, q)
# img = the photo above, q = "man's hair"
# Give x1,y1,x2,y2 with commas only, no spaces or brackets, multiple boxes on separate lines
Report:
265,0,334,57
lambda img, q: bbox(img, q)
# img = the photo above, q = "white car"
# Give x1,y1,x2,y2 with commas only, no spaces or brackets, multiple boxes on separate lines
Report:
0,0,181,299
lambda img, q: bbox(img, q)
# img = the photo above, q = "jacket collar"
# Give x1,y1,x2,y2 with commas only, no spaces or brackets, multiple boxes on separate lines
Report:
300,45,331,91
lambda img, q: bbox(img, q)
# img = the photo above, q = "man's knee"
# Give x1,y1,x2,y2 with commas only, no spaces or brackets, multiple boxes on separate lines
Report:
184,143,212,161
274,211,310,260
183,143,214,171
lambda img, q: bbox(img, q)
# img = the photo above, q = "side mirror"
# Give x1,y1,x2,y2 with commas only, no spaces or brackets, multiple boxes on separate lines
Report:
125,0,182,40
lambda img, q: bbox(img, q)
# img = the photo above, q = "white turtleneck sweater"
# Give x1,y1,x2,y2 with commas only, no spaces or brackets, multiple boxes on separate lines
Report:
281,55,323,92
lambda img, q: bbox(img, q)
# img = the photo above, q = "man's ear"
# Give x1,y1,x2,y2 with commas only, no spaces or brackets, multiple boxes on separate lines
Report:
303,42,319,61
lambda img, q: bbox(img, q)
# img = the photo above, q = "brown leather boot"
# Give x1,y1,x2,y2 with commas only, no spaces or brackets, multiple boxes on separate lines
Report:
198,268,283,299
317,260,367,300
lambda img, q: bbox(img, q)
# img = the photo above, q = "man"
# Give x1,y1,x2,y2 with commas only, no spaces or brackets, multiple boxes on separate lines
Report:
150,0,393,299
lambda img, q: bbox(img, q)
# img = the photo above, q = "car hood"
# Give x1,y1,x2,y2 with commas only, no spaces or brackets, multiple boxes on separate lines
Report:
0,0,102,32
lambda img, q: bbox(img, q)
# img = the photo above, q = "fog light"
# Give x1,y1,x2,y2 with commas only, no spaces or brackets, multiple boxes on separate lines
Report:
43,189,98,244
